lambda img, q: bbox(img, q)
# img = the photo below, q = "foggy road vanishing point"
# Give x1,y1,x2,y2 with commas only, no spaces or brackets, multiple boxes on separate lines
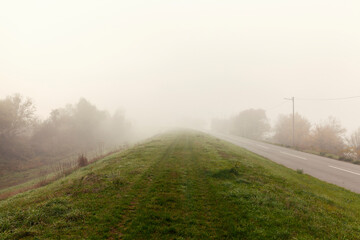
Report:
210,132,360,194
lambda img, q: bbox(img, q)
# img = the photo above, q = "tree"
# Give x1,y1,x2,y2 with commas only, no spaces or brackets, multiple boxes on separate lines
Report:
273,113,311,149
345,127,360,160
0,95,132,175
230,109,270,140
311,117,345,155
32,98,131,156
0,94,36,160
33,98,107,154
0,94,36,138
72,98,107,150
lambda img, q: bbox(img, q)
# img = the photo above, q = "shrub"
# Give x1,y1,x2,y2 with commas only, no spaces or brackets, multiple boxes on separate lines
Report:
78,154,88,167
339,156,353,162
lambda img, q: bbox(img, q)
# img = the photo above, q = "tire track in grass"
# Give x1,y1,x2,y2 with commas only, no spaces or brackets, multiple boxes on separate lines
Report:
182,134,239,239
110,134,181,239
180,134,220,238
119,134,187,239
114,132,261,239
119,132,234,239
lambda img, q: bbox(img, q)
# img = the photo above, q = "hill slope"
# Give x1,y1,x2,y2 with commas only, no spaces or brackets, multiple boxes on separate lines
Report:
1,131,360,239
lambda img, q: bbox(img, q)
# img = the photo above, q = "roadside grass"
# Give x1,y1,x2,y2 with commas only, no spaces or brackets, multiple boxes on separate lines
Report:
1,131,360,239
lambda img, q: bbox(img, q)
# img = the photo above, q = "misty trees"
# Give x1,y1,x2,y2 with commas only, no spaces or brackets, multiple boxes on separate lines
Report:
70,98,107,151
347,128,360,150
0,94,36,160
0,94,36,139
230,109,270,139
32,98,131,156
311,117,345,155
103,110,132,144
346,128,360,160
211,107,357,162
273,113,311,149
211,109,270,140
211,108,351,160
0,94,132,174
273,115,346,155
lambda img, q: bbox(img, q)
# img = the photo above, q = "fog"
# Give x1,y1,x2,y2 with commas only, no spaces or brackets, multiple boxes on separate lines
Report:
2,0,360,135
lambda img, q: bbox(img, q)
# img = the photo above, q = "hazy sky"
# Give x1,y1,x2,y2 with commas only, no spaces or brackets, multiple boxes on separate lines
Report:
1,0,360,133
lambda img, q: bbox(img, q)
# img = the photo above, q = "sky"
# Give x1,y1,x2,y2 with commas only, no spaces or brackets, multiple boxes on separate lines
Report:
1,0,360,134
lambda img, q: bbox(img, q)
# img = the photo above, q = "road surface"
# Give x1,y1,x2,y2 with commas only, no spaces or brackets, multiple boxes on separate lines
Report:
209,132,360,194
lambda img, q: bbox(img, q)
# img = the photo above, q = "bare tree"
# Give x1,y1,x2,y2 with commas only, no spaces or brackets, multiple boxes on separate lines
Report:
230,109,270,140
273,113,311,149
345,127,360,160
311,117,345,155
0,94,36,138
0,94,36,161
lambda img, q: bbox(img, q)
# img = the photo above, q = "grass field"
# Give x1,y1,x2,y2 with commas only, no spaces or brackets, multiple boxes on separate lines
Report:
1,131,360,239
0,150,113,192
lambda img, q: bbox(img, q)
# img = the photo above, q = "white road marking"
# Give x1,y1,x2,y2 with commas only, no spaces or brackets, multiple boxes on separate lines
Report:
280,151,307,160
256,144,269,149
329,165,360,176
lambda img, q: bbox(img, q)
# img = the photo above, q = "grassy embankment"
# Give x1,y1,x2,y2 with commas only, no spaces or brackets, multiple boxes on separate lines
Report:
0,147,124,200
1,131,360,239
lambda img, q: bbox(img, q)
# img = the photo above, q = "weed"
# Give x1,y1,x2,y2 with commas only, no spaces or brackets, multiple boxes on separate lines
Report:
78,154,88,167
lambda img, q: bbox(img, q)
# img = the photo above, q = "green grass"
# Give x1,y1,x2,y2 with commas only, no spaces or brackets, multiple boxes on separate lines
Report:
0,163,50,190
1,131,360,239
0,147,119,191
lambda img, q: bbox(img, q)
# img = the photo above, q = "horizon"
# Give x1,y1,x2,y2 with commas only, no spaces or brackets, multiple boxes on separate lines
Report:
2,0,360,133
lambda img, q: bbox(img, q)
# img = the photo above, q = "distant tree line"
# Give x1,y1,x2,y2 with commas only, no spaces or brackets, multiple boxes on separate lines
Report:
211,109,360,163
211,109,270,140
0,94,131,172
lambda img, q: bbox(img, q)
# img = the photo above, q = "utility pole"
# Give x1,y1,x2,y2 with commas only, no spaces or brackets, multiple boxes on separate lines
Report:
284,97,295,147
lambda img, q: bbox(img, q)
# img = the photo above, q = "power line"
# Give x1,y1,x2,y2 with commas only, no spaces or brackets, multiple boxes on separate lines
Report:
279,94,360,148
296,95,360,101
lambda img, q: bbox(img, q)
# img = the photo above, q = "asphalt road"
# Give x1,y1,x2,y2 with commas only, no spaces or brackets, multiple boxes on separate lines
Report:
209,132,360,194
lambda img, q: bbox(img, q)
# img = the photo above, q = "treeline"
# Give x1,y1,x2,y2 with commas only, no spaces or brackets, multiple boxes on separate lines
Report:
211,109,360,163
211,109,270,140
0,94,131,172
